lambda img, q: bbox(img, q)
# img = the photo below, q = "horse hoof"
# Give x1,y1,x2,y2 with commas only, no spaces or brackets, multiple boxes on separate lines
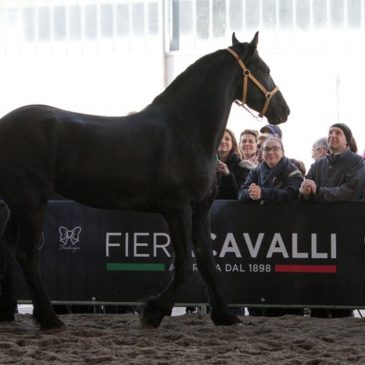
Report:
42,323,66,334
211,309,242,326
39,315,65,331
0,312,15,322
140,298,172,328
140,316,158,329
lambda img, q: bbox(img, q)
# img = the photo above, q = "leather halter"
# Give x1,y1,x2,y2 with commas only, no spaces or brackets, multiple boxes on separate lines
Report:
226,47,279,118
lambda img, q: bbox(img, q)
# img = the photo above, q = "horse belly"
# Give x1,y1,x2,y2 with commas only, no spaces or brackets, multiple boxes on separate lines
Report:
54,162,166,211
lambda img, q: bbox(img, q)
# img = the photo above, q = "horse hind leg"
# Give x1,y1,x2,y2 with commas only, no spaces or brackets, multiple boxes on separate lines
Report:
0,207,17,322
141,204,193,328
0,202,10,292
192,198,241,326
14,209,63,330
0,241,17,322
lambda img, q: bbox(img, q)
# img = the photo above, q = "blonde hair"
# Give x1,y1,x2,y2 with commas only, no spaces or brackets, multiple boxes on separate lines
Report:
240,129,258,142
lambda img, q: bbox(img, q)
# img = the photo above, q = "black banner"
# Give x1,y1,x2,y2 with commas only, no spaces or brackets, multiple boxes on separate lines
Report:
15,200,365,307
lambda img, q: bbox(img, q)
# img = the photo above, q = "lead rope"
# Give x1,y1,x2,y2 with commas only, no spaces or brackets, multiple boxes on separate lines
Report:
234,100,263,121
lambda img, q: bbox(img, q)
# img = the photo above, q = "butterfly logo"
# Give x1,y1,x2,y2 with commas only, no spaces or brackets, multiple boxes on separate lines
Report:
59,226,82,246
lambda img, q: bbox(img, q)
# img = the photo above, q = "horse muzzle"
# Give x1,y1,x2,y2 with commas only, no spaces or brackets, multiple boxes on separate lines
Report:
265,92,290,125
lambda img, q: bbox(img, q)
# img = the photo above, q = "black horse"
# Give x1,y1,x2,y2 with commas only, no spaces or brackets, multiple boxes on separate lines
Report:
0,33,289,330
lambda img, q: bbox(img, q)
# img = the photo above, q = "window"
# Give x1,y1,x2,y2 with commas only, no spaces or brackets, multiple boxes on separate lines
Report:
116,3,129,37
347,0,362,28
101,4,114,38
38,6,51,41
0,1,161,54
69,5,82,41
23,7,36,42
278,0,292,29
53,6,66,40
245,0,260,31
213,0,226,37
295,0,310,30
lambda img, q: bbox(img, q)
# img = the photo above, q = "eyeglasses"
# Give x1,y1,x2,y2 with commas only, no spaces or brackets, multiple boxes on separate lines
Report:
262,146,282,153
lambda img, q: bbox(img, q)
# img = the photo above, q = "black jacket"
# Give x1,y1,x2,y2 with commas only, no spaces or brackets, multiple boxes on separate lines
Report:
216,153,250,199
238,157,303,203
305,148,365,202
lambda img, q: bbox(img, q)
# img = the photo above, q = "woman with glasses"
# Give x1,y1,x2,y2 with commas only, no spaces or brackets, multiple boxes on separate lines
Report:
239,136,304,317
238,137,303,203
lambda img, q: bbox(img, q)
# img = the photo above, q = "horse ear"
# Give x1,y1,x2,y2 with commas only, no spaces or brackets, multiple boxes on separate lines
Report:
250,31,259,49
232,32,240,45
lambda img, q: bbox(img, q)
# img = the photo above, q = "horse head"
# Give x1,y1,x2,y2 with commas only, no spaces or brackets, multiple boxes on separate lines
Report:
229,32,290,125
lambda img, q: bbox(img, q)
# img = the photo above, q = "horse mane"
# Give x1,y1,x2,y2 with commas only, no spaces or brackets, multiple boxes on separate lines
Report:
152,49,228,104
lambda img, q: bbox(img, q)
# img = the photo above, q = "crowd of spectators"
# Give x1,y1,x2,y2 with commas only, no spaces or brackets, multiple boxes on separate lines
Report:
216,122,365,203
214,122,365,318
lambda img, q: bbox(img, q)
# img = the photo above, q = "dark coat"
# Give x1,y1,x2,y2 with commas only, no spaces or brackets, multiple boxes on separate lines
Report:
216,153,250,199
305,148,365,202
238,156,303,203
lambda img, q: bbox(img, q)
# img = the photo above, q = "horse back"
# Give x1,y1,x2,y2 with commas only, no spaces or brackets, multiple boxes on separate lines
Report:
0,105,212,209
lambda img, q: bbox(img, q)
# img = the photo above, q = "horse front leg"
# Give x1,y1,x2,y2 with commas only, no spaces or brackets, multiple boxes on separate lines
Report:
15,210,64,330
0,211,18,322
192,198,241,326
0,238,17,322
141,204,193,328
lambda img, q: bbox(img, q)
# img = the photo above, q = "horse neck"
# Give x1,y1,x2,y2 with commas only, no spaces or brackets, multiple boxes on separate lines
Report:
153,50,240,156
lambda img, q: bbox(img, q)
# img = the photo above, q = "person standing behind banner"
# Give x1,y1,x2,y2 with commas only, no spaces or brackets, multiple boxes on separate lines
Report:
260,124,282,139
216,129,250,199
300,123,365,204
300,123,365,318
257,124,282,164
239,129,259,168
215,129,249,316
311,137,329,161
238,136,304,317
256,133,268,163
239,137,303,204
289,158,306,177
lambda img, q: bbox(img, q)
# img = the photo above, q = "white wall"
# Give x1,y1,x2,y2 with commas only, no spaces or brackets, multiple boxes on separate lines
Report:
0,51,164,117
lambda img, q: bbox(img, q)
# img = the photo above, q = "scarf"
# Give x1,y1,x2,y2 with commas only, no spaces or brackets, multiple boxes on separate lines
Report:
260,157,288,188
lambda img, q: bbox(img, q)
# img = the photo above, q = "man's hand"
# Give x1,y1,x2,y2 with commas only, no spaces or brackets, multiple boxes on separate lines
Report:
299,179,317,196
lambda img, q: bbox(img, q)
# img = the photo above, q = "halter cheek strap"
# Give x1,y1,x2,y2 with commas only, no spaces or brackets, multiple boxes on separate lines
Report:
226,47,279,118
